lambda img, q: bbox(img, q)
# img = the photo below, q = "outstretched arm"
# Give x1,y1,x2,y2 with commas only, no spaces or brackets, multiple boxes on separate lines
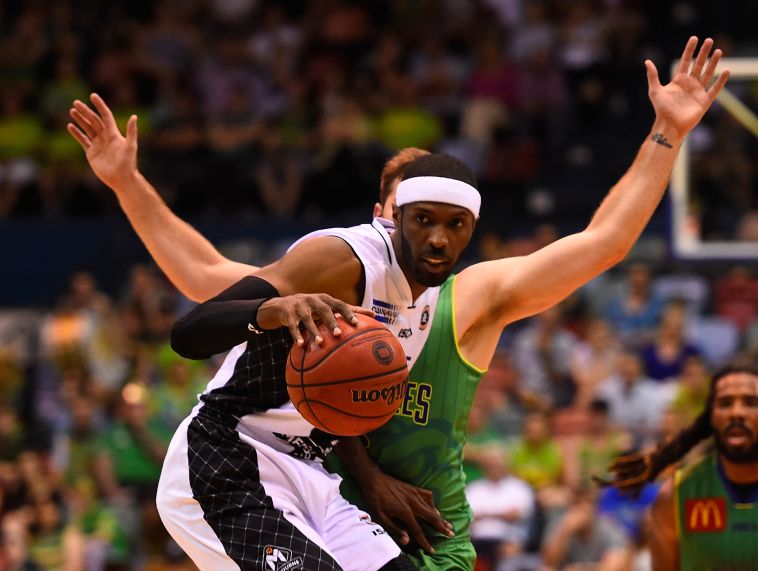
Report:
458,37,729,335
171,235,366,357
68,94,254,302
171,275,367,359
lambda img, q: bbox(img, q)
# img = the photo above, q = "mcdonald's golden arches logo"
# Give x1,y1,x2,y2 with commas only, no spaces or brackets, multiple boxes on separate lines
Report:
685,498,727,532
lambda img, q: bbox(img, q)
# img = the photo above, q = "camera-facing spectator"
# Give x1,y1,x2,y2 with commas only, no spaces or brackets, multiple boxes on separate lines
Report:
570,319,620,408
541,490,629,571
466,447,535,569
566,399,630,490
605,263,665,346
513,306,577,410
596,348,669,447
508,412,570,515
669,354,711,425
94,384,170,503
640,300,702,382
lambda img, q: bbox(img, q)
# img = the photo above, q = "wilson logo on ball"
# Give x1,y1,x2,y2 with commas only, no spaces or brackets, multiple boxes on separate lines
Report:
372,341,394,365
351,379,407,406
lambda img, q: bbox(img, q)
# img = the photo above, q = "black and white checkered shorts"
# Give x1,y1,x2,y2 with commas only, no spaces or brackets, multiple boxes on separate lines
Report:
185,413,343,570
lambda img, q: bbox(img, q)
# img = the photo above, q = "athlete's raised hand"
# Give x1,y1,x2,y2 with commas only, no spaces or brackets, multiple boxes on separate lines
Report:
67,93,139,189
647,36,729,139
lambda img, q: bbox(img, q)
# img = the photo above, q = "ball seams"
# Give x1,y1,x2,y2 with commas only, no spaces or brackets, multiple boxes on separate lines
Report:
285,366,408,388
289,327,395,372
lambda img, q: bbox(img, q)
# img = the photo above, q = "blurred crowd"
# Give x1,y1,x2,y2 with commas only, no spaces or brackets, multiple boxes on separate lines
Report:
1,253,757,570
464,258,758,570
1,0,757,569
0,0,755,237
0,266,206,570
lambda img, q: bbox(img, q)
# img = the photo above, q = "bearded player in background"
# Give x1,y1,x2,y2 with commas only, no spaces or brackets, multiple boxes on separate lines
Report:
609,364,758,570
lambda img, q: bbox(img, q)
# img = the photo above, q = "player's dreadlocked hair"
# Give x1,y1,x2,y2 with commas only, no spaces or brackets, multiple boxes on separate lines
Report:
605,362,758,495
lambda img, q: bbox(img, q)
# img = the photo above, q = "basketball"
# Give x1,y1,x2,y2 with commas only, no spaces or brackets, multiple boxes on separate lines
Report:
286,313,409,436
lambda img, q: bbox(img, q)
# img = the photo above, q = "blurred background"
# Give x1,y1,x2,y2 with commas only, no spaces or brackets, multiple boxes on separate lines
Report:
0,0,756,569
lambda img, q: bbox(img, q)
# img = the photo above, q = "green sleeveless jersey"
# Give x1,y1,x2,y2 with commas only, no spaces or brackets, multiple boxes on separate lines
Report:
330,275,486,541
676,451,758,570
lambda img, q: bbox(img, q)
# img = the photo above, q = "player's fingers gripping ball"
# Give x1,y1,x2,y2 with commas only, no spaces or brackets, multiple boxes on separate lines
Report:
286,313,408,436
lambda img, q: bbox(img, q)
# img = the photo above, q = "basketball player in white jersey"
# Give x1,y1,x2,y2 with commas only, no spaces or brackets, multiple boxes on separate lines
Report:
67,37,728,569
162,152,478,571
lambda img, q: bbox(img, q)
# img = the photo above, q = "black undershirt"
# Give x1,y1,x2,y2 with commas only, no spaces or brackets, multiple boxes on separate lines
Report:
171,276,279,360
170,237,366,361
717,456,758,504
731,479,758,504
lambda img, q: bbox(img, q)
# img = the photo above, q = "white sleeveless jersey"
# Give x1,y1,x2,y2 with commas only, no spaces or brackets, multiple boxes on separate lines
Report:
200,218,441,457
289,217,441,369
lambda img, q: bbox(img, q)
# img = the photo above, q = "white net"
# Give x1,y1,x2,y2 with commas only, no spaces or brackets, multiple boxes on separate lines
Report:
670,57,758,259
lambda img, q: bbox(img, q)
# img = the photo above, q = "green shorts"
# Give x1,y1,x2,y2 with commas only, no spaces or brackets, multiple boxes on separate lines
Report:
404,537,476,571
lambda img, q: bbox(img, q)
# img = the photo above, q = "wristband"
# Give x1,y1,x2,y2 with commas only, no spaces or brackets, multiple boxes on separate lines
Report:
246,297,273,335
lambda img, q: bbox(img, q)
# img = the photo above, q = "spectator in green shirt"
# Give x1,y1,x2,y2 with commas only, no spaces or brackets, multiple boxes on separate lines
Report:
150,344,208,433
27,500,85,571
463,401,509,483
670,354,710,425
573,399,630,490
509,412,570,516
95,383,171,501
509,412,564,490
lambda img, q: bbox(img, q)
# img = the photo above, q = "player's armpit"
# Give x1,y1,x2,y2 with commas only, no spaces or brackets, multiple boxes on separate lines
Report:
256,236,363,305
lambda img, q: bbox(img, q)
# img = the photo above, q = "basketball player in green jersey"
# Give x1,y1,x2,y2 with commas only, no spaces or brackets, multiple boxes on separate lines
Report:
607,365,758,570
68,37,728,569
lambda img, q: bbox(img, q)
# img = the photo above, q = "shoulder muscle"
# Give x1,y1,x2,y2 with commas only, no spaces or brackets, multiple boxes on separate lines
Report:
256,236,362,303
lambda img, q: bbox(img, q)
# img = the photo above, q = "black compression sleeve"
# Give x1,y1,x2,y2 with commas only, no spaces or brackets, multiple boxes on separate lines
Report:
170,276,280,360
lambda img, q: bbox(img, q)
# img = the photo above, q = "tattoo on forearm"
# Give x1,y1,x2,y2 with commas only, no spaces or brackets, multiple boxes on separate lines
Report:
651,133,673,148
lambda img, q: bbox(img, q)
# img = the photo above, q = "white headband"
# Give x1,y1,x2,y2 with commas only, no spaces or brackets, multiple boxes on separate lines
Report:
395,176,481,219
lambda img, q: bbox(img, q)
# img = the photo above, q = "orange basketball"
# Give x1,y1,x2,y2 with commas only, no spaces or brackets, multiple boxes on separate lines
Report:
286,313,408,436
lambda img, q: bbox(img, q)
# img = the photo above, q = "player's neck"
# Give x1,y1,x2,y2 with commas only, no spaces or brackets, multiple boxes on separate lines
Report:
408,281,428,301
719,454,758,484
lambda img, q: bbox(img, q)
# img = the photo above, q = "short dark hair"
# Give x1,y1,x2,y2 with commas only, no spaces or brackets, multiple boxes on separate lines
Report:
379,148,430,206
402,153,478,189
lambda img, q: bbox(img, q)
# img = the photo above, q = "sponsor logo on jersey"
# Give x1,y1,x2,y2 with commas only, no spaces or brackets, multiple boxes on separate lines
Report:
263,545,303,571
732,521,758,532
685,498,726,532
398,328,413,338
272,433,336,462
359,513,385,535
352,379,407,406
419,305,430,330
371,299,400,325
